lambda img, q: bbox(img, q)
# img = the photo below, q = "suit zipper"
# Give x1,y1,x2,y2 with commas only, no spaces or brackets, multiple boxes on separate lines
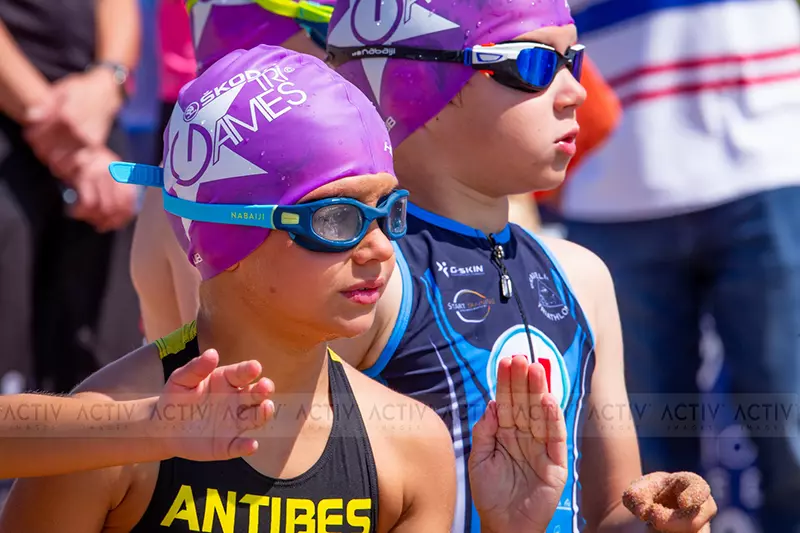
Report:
488,233,537,362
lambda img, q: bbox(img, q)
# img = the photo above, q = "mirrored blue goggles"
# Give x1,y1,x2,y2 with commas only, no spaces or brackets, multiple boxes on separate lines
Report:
108,161,408,254
327,41,585,93
468,42,585,92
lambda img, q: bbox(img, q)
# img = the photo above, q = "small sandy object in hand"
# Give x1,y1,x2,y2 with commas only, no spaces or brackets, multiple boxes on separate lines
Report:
622,472,711,526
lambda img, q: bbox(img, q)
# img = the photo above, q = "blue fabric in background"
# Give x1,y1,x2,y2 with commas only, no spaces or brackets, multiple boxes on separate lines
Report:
698,316,763,533
120,0,160,165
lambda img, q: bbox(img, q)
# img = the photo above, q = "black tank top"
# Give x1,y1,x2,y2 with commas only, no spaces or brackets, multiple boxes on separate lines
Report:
131,322,380,533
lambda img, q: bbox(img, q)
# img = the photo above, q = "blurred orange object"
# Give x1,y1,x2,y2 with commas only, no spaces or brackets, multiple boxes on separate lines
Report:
536,56,621,204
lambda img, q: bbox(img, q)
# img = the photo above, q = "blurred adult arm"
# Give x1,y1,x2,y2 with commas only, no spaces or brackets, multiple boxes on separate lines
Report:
24,0,142,170
0,19,52,124
95,0,141,74
71,0,142,143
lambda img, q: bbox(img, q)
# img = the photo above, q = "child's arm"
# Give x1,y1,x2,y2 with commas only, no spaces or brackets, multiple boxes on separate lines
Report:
0,349,274,478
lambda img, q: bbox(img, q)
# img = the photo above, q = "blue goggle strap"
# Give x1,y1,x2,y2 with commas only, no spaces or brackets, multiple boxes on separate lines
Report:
108,161,280,229
108,162,165,188
163,192,281,229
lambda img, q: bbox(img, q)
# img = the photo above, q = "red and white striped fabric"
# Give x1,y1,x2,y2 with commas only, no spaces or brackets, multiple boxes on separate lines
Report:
562,0,800,221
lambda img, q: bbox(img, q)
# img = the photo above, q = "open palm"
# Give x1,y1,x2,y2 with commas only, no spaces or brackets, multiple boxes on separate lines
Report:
156,349,275,461
469,356,569,533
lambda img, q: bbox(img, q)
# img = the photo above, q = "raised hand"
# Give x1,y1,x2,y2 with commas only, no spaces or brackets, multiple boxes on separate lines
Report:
469,355,568,533
623,472,717,533
155,349,275,461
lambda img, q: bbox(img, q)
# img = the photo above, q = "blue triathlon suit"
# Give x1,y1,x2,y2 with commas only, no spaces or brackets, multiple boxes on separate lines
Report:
365,203,597,533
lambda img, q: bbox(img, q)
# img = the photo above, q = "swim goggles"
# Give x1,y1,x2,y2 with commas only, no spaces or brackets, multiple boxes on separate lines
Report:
108,162,409,253
327,41,585,93
185,0,333,49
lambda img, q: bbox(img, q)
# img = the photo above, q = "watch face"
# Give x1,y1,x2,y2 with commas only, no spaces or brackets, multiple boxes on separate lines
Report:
95,62,128,86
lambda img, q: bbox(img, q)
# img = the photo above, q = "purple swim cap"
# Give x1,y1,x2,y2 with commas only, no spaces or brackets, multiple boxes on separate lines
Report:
327,0,574,147
161,44,394,279
187,0,336,73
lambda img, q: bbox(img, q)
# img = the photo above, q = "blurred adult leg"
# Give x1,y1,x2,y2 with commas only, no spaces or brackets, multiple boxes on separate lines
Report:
34,123,141,393
0,115,56,393
0,178,33,394
703,186,800,531
566,215,705,474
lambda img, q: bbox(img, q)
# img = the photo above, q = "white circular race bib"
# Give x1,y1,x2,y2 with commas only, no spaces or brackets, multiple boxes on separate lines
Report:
487,324,571,410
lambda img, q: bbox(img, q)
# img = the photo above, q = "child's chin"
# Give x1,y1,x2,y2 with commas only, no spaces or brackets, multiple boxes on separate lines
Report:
331,313,377,340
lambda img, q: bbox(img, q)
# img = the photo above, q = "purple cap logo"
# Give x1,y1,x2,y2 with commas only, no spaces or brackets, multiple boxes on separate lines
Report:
183,101,201,122
329,0,459,115
164,63,309,209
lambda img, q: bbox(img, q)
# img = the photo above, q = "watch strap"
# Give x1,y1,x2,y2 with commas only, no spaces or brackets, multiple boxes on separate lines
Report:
88,61,130,98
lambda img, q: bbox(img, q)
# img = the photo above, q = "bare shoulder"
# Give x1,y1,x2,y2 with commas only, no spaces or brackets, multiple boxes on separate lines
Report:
73,343,166,400
537,235,616,330
341,363,455,531
68,342,168,531
0,459,136,533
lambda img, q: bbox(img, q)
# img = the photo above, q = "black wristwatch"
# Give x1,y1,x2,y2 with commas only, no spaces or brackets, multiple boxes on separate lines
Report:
89,61,130,99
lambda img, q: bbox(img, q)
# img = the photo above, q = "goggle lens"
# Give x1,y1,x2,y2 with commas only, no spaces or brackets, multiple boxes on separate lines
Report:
309,194,407,244
387,196,407,237
517,47,559,87
312,204,364,242
516,46,584,88
570,48,584,83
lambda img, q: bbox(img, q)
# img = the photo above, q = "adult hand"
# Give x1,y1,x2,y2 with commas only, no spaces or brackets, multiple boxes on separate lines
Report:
67,146,139,232
23,67,123,175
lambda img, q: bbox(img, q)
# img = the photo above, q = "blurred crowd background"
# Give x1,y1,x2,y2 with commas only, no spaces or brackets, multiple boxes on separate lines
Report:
1,0,799,531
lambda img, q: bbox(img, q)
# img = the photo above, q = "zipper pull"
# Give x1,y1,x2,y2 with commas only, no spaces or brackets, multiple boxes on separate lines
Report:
492,242,505,261
500,273,513,300
488,234,513,300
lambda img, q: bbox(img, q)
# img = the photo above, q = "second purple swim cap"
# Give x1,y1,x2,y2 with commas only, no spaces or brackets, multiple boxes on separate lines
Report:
162,45,394,279
327,0,574,147
187,0,336,73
